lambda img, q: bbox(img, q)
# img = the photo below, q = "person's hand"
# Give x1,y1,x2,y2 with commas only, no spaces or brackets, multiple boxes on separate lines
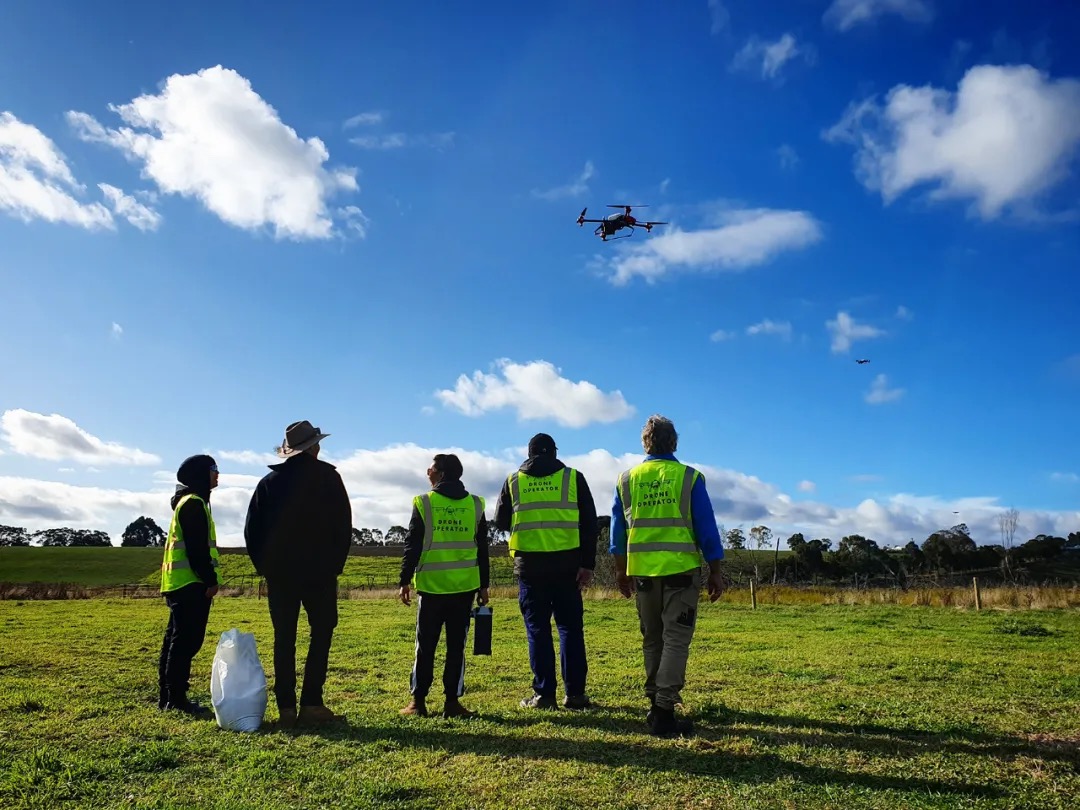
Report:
206,585,219,598
477,587,490,606
576,568,594,590
707,571,725,603
398,585,411,606
615,571,634,599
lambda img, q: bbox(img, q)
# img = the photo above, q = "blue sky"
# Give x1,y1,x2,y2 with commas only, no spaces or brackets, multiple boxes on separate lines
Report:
1,0,1078,547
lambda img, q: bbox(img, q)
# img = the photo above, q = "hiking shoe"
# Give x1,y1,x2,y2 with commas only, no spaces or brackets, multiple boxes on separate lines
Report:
277,708,298,728
400,698,428,717
442,698,476,719
648,706,694,738
520,693,558,710
297,705,345,726
562,694,593,710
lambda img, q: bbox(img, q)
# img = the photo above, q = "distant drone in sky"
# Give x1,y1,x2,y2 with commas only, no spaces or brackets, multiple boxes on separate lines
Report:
576,205,668,241
856,359,870,364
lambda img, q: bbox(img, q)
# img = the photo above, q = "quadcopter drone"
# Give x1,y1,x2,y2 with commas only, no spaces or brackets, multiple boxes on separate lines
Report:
576,205,668,241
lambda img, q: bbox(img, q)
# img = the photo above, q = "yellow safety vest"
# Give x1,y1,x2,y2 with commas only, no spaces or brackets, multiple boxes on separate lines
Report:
508,468,580,555
619,459,701,577
413,491,484,594
161,494,222,593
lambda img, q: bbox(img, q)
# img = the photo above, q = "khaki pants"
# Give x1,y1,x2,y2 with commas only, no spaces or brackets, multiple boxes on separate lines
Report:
634,568,700,710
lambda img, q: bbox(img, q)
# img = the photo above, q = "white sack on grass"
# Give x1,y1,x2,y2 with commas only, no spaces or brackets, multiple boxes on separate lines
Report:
210,628,267,733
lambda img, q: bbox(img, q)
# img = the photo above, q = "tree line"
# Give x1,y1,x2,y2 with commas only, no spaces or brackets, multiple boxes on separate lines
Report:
3,516,1078,585
0,517,511,549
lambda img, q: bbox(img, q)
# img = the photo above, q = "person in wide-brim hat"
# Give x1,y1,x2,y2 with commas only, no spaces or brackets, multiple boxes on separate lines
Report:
275,420,330,458
245,419,352,728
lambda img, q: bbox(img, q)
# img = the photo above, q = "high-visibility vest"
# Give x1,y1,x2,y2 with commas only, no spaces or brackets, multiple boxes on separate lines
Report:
413,491,484,594
507,468,580,555
161,494,222,593
619,460,701,577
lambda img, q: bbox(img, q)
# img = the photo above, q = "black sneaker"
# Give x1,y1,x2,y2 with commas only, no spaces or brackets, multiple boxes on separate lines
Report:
520,693,558,710
164,698,212,718
562,694,593,710
648,706,694,738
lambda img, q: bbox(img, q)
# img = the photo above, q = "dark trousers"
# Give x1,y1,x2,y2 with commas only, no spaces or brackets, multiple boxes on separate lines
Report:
158,582,212,706
410,591,474,699
267,577,338,710
518,576,587,698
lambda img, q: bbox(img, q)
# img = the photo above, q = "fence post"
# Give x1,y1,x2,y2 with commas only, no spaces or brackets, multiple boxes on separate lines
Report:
750,579,757,610
972,576,982,611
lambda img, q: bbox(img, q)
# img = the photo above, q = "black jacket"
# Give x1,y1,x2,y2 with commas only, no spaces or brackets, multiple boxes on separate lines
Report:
243,453,352,583
170,485,216,587
399,479,490,591
493,455,598,581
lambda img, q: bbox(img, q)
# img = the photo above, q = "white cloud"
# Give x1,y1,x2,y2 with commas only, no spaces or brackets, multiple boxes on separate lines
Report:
865,373,904,404
895,304,913,320
710,329,736,342
67,65,359,240
823,0,933,31
338,205,370,237
798,480,816,493
0,111,115,230
434,359,634,428
746,318,793,339
777,144,799,170
110,322,123,339
531,161,594,201
823,65,1080,219
659,177,671,194
732,34,812,81
2,443,1077,549
0,409,160,466
216,449,278,467
349,132,454,150
98,183,161,231
708,0,730,35
602,207,822,286
343,111,384,129
826,310,885,353
1050,472,1080,484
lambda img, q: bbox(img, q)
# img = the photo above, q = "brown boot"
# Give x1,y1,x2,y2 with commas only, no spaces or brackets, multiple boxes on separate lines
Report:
442,698,475,719
400,697,428,717
278,707,298,728
297,705,345,726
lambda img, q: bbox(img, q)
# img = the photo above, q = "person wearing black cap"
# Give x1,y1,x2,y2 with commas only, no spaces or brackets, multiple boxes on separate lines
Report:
494,433,599,710
244,420,352,727
158,454,221,716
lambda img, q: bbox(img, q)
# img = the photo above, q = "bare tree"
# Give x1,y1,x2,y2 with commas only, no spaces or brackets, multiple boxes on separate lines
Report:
998,507,1019,579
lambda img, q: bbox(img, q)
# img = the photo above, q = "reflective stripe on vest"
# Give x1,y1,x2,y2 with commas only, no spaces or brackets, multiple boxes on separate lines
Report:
620,460,701,576
413,492,484,594
508,467,580,555
161,494,221,592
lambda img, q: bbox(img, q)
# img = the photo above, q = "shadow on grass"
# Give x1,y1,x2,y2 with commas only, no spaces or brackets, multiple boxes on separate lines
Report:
698,706,1080,769
283,716,1004,799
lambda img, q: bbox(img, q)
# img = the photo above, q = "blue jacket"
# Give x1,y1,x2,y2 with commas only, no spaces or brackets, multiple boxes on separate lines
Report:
609,454,724,563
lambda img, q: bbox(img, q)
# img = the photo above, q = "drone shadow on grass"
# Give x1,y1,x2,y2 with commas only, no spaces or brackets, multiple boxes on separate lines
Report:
282,711,1011,799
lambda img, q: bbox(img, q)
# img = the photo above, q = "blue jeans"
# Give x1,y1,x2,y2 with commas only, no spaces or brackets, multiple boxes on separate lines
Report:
518,576,587,698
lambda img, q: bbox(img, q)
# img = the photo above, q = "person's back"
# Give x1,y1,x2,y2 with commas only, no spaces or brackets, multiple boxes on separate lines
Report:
247,452,351,583
243,420,351,727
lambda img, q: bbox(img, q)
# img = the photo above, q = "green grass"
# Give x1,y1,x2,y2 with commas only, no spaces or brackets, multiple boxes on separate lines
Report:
0,547,517,587
1,598,1078,809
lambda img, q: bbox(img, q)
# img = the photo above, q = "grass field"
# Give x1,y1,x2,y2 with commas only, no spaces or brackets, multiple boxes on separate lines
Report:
2,598,1078,809
0,547,517,587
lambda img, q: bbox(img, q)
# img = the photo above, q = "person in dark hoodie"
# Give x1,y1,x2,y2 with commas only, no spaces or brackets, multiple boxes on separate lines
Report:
158,454,221,716
243,421,352,728
493,433,598,710
398,453,489,719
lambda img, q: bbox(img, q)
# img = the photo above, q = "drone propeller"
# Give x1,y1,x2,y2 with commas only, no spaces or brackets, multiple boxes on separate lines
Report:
606,204,648,209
